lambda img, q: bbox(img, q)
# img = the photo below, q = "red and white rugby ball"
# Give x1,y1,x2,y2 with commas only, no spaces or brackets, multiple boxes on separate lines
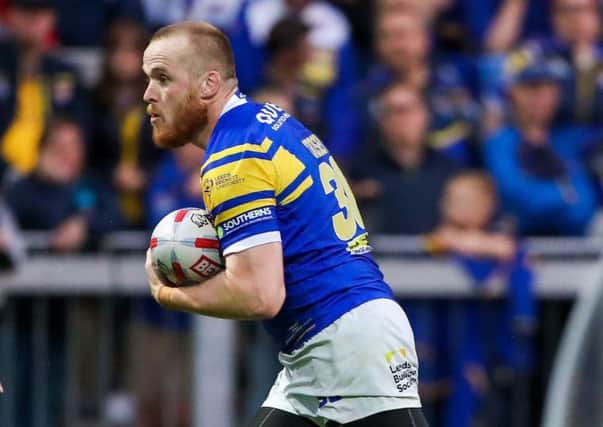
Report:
149,208,224,286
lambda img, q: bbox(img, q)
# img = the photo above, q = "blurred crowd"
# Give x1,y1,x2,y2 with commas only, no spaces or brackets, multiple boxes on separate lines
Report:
1,0,602,426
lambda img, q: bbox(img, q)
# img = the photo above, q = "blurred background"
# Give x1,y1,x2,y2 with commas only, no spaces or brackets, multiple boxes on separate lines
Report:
2,0,603,426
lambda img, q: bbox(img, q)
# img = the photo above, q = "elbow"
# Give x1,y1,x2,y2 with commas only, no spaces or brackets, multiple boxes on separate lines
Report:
259,301,283,319
254,281,285,319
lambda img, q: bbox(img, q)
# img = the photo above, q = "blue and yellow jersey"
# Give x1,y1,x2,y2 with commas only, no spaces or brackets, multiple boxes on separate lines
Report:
201,92,393,352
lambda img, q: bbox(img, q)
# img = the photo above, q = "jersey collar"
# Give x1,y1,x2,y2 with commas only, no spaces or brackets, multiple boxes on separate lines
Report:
219,89,247,118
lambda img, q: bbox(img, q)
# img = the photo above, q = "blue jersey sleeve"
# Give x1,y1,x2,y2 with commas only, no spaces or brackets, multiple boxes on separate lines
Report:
200,139,281,255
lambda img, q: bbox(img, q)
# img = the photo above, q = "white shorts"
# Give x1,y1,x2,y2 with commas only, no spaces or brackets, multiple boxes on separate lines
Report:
262,298,422,425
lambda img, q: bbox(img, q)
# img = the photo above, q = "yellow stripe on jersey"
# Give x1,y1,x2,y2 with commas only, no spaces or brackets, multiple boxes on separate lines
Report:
273,146,306,196
281,175,314,205
202,158,276,210
215,198,277,224
201,137,273,174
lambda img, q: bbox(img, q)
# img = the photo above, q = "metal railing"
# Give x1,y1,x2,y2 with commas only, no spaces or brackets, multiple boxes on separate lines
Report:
0,233,601,427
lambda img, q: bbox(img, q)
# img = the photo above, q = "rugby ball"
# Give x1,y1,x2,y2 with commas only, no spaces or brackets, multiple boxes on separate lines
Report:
149,208,224,286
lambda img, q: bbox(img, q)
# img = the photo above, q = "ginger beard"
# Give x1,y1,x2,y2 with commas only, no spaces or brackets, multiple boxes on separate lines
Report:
151,88,208,149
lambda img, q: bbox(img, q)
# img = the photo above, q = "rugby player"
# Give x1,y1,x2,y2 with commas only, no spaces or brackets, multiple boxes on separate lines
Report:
143,21,428,427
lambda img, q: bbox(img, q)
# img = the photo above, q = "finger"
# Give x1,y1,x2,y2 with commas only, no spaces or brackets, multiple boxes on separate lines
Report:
155,269,171,287
145,248,153,269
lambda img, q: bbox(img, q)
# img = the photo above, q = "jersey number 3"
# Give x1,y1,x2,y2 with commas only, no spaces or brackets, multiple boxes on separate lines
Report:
319,156,365,241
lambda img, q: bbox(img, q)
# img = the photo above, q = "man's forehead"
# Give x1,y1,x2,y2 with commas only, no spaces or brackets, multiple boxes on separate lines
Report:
143,34,192,71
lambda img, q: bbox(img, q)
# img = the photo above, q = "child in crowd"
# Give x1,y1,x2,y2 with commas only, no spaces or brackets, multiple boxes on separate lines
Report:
424,171,536,427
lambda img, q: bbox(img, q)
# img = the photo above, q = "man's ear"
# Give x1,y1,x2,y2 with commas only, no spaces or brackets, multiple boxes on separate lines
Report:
199,70,221,100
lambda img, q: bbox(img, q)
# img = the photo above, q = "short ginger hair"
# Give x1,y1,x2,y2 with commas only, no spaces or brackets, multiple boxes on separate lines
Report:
150,21,237,80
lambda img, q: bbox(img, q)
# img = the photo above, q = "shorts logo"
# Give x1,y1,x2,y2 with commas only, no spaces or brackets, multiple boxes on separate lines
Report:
385,348,418,394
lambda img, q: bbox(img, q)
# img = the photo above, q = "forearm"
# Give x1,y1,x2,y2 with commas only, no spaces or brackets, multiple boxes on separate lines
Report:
455,233,516,261
156,271,274,320
485,0,527,53
472,234,516,260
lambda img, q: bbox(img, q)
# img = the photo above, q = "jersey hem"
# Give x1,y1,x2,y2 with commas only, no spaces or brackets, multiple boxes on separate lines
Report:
222,231,282,255
281,292,394,354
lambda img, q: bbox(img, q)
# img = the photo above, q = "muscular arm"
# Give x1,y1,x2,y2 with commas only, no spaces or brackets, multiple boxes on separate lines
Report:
146,242,286,320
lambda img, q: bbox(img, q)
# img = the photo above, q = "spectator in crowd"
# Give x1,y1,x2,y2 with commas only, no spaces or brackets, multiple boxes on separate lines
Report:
349,82,459,234
251,17,313,130
0,0,88,180
481,0,603,128
146,144,205,227
140,0,242,32
370,8,431,92
6,116,122,251
89,18,161,229
376,0,551,54
51,0,144,47
425,172,536,427
366,7,480,167
228,0,361,160
479,0,603,131
548,0,603,125
484,48,598,236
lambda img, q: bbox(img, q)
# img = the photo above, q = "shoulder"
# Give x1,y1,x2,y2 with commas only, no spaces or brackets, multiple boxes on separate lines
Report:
210,97,300,147
203,101,290,175
207,101,269,152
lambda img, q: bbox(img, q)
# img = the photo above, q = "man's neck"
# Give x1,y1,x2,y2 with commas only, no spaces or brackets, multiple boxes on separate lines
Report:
192,84,238,149
390,143,424,169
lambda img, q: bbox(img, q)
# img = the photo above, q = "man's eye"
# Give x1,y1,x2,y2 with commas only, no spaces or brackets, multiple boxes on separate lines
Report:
159,74,169,84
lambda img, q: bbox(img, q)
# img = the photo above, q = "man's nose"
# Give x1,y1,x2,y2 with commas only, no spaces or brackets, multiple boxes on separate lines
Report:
143,82,157,104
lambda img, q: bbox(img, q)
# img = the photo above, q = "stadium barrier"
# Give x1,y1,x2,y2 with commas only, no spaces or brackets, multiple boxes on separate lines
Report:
0,232,601,427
